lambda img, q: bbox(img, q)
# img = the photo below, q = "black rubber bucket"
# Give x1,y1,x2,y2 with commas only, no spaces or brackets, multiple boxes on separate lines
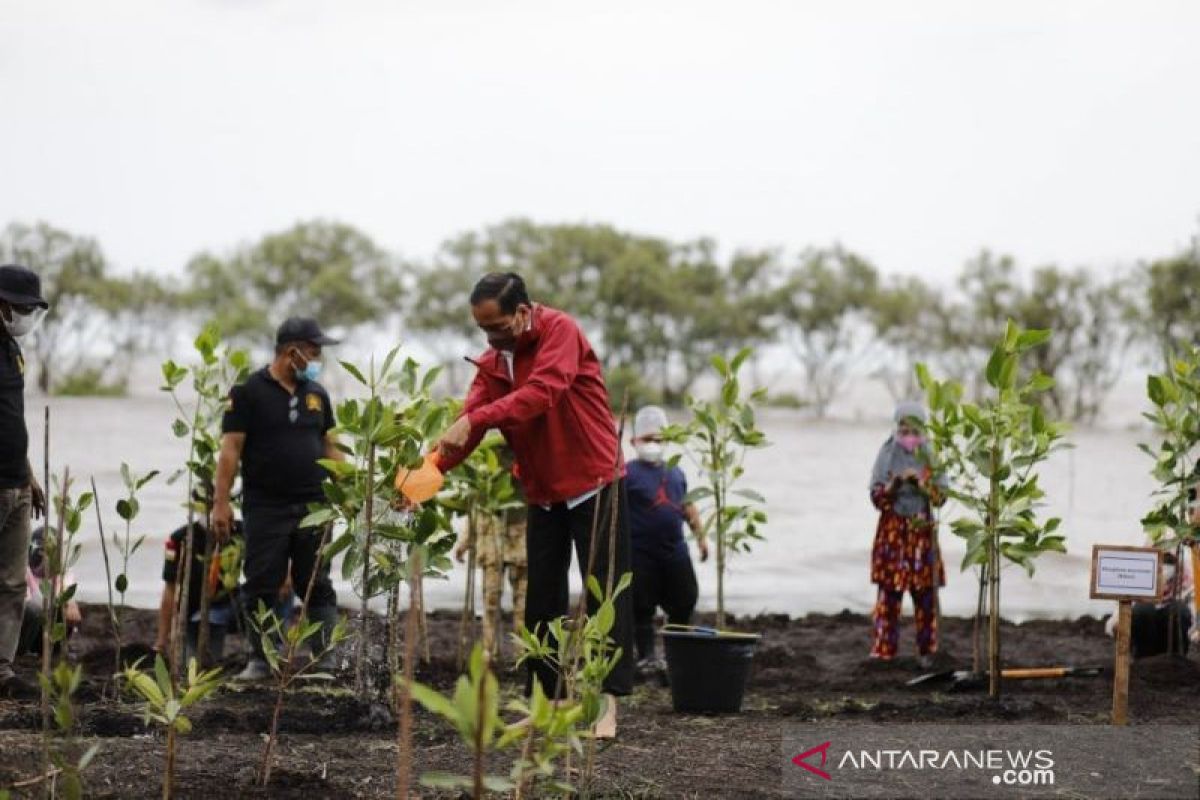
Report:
661,626,761,713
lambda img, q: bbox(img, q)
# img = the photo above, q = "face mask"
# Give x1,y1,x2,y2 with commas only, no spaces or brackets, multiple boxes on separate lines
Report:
291,349,322,382
297,360,322,382
1,306,45,338
488,308,529,350
896,433,923,453
636,442,664,464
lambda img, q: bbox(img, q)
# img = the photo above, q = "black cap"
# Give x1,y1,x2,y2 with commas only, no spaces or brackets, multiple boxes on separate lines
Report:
0,264,49,309
275,316,339,347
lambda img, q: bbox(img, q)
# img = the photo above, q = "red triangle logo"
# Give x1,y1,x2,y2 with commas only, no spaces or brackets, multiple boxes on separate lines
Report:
792,741,833,781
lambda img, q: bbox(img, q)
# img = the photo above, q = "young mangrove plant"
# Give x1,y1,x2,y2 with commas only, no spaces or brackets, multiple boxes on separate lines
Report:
917,320,1068,698
160,323,250,673
303,348,454,698
662,349,769,629
1138,345,1200,653
512,573,632,794
407,643,514,797
36,661,98,800
254,523,352,787
91,464,157,688
39,472,88,738
122,655,223,800
440,434,524,666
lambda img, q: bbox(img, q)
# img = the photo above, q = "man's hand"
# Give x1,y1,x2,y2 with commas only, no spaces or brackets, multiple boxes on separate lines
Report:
697,538,710,563
64,603,82,626
212,498,234,543
28,477,45,520
438,415,473,453
454,541,469,563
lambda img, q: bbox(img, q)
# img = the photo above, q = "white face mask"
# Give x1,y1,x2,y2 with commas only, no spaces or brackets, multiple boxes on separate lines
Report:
1,306,46,338
635,442,664,464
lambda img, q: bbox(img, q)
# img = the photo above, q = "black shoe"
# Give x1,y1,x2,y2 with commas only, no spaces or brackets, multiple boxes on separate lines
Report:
0,674,39,700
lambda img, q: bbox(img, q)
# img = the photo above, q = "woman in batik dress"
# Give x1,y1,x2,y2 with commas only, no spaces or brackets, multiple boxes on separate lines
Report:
868,401,947,665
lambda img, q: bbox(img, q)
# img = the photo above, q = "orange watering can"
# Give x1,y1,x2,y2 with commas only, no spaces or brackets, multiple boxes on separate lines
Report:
394,451,444,504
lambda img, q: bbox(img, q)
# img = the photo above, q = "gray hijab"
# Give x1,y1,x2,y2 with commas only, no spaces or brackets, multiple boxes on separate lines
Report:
869,402,947,518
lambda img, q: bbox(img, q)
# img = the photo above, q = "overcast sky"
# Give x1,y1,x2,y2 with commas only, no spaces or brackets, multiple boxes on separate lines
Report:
2,0,1198,280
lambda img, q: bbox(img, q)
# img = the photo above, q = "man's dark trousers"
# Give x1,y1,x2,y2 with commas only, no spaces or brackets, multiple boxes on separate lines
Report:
240,501,336,653
524,480,634,697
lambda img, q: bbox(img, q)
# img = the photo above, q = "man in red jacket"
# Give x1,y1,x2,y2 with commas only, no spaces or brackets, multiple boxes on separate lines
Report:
437,272,634,708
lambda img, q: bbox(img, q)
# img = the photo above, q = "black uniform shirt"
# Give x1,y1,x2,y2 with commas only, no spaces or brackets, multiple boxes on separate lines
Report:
0,336,30,489
221,367,335,506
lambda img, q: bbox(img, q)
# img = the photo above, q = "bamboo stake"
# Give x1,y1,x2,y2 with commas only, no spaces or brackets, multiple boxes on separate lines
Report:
357,443,377,697
458,510,478,670
195,489,217,669
90,478,121,694
396,548,422,800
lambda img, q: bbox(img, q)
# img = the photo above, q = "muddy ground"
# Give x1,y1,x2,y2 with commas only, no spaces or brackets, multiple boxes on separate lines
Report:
0,603,1197,798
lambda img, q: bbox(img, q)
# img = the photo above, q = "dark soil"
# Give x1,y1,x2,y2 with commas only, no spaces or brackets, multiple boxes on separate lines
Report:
1,603,1196,798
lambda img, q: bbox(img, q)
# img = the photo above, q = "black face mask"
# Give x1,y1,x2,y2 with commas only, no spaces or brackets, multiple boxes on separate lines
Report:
487,307,529,350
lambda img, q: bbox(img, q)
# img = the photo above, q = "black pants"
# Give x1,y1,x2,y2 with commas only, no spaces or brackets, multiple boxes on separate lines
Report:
632,553,699,660
1131,601,1192,658
524,481,634,697
240,502,335,655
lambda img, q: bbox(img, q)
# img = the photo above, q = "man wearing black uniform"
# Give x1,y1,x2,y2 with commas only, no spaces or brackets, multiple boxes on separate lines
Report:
212,317,343,680
0,265,48,699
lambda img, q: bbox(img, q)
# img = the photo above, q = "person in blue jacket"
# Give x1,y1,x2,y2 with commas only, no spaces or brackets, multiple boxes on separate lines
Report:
626,406,707,675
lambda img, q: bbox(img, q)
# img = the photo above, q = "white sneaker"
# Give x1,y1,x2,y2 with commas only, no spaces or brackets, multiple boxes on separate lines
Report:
233,658,270,682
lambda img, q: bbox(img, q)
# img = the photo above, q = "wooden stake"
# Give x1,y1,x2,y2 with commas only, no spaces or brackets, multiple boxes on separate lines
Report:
1111,600,1131,726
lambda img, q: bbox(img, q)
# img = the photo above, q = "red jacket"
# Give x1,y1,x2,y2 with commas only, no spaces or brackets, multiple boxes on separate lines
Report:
440,305,623,506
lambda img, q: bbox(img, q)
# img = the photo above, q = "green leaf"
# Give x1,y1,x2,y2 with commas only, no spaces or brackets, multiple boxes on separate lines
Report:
1147,374,1167,407
115,574,128,594
420,773,473,790
340,360,368,386
1003,319,1020,349
172,419,190,438
1015,328,1051,351
985,345,1006,389
998,354,1018,391
115,498,138,521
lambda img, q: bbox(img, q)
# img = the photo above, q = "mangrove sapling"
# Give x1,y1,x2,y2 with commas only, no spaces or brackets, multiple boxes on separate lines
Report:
39,473,87,730
37,472,90,800
407,642,532,797
510,574,632,794
917,320,1068,699
505,681,585,800
440,434,524,664
662,349,769,629
160,324,250,675
122,655,223,800
34,661,99,800
1138,347,1200,654
91,465,158,688
305,349,453,699
257,524,351,787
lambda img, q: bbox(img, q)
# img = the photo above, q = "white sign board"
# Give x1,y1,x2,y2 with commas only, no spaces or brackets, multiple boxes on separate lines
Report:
1090,546,1162,601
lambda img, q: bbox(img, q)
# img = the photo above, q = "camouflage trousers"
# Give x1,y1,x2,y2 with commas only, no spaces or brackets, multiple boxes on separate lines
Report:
480,561,527,661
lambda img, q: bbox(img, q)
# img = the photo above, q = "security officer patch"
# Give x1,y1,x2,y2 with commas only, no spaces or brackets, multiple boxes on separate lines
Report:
305,393,322,412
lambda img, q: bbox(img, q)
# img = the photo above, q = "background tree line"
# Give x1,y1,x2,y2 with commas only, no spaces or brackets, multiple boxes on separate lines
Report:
3,216,1197,423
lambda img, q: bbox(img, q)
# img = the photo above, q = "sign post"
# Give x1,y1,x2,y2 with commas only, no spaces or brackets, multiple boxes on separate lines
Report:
1089,545,1162,726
